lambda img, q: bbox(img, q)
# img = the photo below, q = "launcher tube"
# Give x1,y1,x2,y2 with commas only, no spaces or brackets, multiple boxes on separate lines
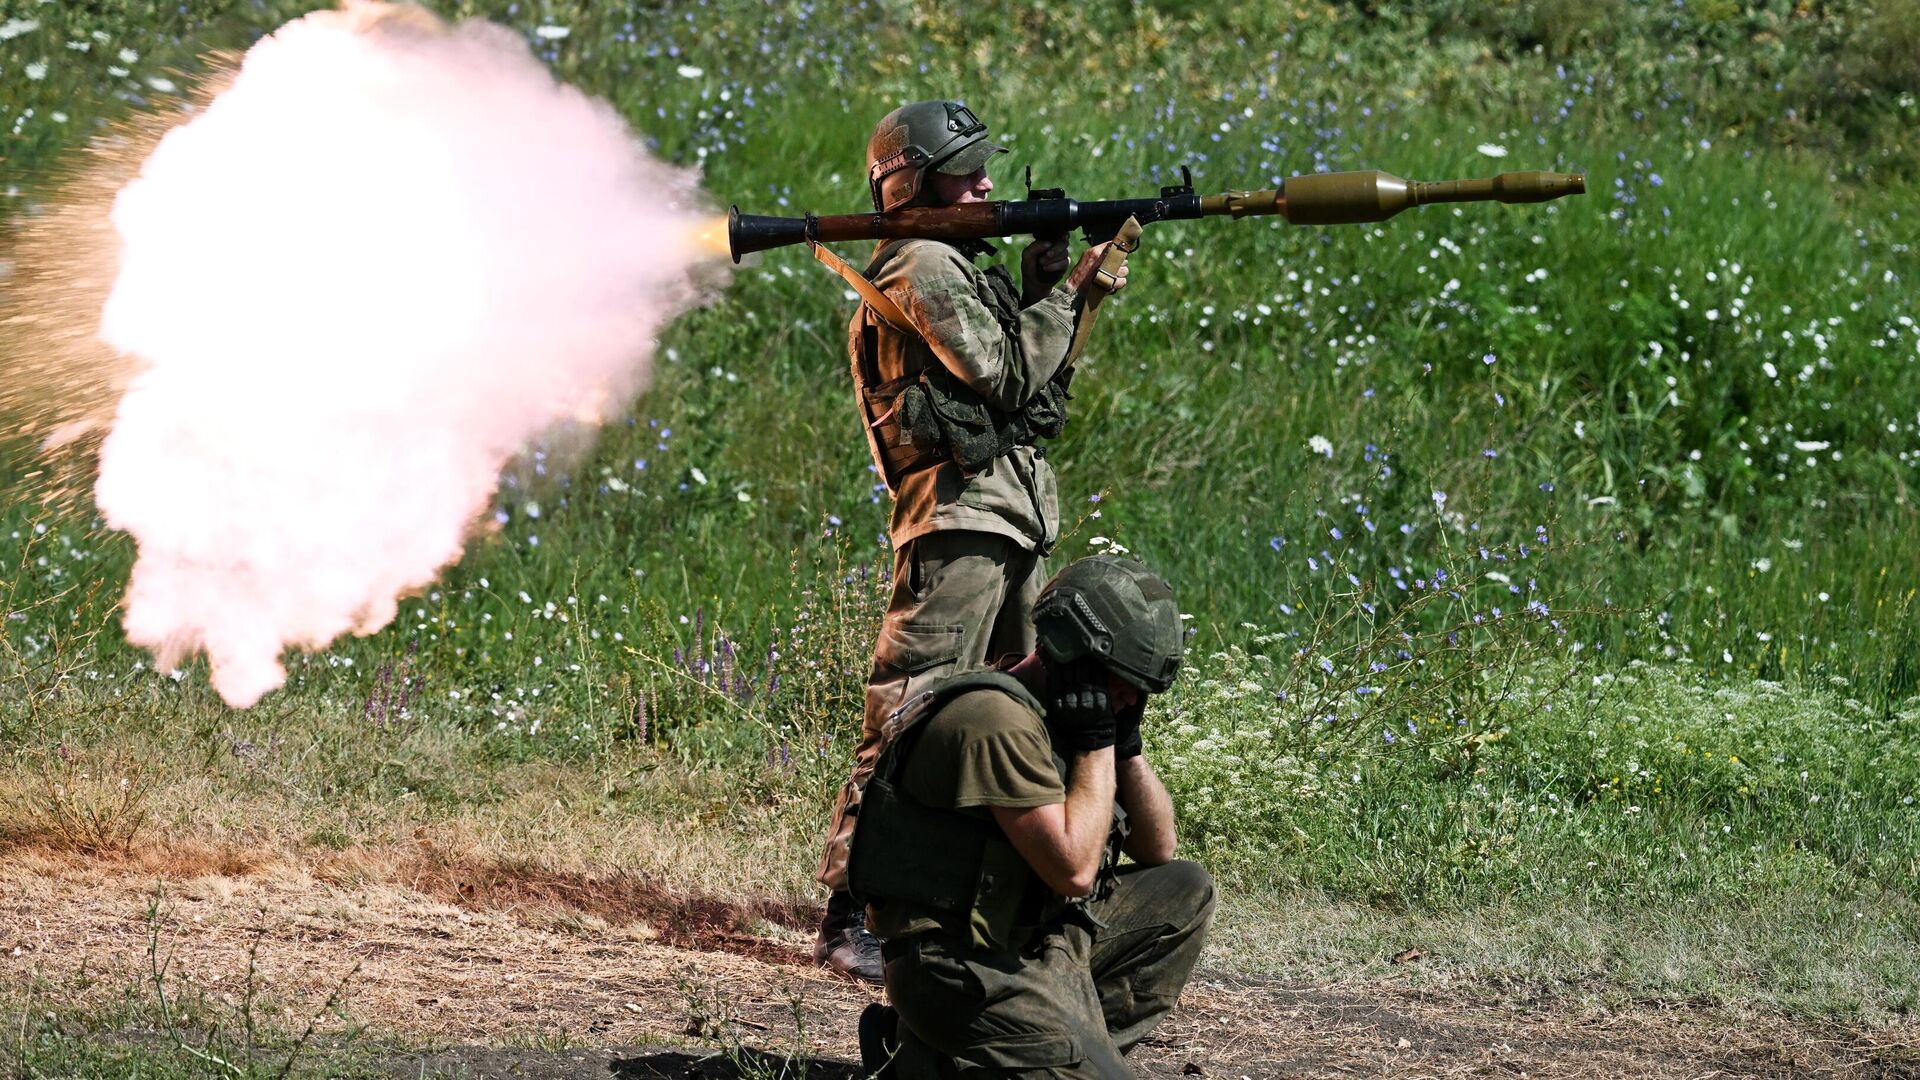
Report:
728,170,1586,261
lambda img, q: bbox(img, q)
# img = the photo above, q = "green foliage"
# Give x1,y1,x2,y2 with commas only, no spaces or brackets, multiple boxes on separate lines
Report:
0,0,1918,1018
1160,656,1920,910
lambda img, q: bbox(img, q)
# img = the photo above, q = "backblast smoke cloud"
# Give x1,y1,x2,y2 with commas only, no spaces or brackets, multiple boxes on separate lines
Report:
80,1,723,706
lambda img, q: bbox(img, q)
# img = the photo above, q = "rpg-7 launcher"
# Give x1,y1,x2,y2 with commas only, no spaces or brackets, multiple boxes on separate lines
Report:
727,168,1586,262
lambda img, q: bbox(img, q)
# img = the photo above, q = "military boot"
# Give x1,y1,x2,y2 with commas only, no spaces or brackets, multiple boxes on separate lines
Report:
813,889,883,984
857,1003,900,1078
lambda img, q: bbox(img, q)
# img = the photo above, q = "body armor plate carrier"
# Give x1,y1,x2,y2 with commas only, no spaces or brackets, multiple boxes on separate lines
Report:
852,242,1072,490
845,670,1126,953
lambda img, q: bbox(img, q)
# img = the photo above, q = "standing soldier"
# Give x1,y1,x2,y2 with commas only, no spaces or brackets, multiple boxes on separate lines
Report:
813,99,1131,982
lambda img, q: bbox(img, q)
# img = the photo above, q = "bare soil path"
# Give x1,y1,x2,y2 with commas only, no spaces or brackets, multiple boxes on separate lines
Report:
3,844,1915,1079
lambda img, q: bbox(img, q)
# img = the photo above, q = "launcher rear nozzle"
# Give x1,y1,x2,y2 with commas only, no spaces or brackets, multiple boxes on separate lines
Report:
1280,170,1587,225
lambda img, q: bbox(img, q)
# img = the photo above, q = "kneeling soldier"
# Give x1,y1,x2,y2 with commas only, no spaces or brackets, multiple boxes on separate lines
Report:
849,555,1215,1077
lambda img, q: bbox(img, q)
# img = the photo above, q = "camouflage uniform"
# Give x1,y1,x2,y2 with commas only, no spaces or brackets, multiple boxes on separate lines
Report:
816,237,1080,890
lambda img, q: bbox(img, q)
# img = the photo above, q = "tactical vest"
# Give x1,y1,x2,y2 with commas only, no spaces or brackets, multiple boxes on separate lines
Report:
846,670,1126,953
850,241,1073,491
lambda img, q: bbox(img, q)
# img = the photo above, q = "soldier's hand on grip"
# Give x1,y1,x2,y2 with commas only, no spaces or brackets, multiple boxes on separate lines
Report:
1021,236,1071,303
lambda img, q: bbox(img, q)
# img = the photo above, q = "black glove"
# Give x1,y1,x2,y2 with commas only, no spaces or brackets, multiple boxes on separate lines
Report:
1113,700,1144,761
1050,663,1116,754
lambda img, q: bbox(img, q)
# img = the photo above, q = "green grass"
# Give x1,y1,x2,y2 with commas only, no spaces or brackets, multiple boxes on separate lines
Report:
2,0,1919,1028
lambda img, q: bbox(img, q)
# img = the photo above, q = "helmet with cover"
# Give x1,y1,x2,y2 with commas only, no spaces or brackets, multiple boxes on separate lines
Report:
1032,556,1183,694
866,99,1007,212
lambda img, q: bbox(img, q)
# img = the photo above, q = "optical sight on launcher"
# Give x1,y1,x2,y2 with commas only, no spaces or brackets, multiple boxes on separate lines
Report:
727,168,1586,262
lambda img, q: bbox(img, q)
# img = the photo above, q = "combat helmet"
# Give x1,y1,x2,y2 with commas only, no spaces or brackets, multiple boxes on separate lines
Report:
866,99,1007,212
1033,556,1184,694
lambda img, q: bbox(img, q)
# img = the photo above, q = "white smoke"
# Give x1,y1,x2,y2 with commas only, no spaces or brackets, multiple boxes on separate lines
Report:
93,2,724,707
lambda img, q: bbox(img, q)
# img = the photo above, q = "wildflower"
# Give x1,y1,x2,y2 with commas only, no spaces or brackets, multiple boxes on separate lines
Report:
1307,434,1333,457
24,61,47,81
0,18,38,40
1476,143,1508,158
677,64,704,78
534,24,570,39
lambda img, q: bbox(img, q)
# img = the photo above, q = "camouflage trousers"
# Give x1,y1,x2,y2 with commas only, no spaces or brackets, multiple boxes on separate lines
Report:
817,530,1044,888
883,860,1217,1077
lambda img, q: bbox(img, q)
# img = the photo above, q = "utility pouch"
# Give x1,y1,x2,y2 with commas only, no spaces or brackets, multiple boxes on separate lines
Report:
910,369,1006,476
863,367,946,484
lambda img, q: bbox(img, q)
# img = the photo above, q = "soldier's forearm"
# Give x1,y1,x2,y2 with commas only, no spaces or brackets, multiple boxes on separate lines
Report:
1117,755,1177,864
991,748,1116,899
1060,748,1119,893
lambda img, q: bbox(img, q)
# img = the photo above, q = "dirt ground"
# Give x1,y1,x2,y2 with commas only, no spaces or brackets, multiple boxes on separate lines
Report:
3,842,1915,1079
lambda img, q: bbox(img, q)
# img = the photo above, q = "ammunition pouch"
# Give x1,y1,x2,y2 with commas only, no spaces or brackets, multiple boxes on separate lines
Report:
852,250,1073,489
899,366,1071,477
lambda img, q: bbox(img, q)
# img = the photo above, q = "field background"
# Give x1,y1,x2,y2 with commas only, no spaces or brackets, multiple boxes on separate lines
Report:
3,0,1919,1074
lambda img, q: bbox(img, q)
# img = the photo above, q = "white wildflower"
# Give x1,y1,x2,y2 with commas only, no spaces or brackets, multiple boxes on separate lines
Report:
1476,143,1509,158
677,64,704,78
534,25,570,39
147,76,176,93
24,61,47,81
0,19,39,41
1306,434,1333,457
1792,440,1830,452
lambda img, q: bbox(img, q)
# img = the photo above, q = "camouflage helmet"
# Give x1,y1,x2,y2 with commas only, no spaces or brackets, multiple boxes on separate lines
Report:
866,99,1007,212
1033,556,1184,694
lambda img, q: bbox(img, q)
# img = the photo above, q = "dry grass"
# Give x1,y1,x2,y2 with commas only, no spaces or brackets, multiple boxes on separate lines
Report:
3,840,1915,1078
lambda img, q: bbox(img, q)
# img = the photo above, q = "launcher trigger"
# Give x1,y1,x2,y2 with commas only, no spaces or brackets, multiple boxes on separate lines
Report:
1160,166,1194,199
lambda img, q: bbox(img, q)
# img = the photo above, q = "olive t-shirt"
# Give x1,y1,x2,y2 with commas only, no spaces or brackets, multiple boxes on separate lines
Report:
899,688,1066,818
867,687,1065,941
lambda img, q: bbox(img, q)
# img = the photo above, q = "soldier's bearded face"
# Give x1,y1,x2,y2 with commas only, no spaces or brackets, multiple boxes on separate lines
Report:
927,166,993,206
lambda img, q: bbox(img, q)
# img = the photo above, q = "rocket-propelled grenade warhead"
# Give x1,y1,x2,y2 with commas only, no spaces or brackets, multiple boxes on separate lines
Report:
1275,169,1588,225
726,169,1587,261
